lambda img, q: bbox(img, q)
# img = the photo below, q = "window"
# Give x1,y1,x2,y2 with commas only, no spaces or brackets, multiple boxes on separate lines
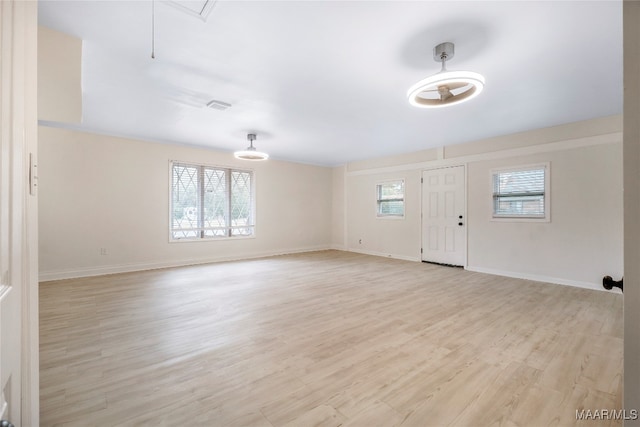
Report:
376,180,405,218
170,162,254,240
492,164,549,220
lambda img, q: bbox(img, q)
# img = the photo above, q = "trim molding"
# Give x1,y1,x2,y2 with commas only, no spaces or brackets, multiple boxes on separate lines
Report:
346,132,622,177
346,248,421,262
465,265,621,293
39,245,332,282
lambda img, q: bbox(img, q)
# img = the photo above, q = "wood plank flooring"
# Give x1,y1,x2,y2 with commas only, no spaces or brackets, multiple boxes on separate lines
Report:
39,250,623,426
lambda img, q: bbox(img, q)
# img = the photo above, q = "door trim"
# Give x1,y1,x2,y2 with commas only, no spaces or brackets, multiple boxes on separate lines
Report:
1,0,39,424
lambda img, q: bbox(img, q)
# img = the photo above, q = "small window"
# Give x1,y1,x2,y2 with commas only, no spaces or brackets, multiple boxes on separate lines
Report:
170,161,255,240
376,180,405,218
492,164,549,220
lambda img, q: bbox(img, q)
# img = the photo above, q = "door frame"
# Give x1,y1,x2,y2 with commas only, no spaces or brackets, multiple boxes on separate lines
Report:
1,0,39,424
21,1,39,424
420,164,468,267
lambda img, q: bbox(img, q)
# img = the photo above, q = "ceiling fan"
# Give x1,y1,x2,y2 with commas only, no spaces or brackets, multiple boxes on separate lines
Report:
407,42,485,108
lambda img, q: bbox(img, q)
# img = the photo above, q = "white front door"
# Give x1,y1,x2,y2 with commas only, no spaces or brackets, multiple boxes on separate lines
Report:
421,166,466,266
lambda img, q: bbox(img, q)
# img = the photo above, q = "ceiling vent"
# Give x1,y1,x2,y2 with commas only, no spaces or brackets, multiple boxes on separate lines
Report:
166,0,218,22
206,100,232,111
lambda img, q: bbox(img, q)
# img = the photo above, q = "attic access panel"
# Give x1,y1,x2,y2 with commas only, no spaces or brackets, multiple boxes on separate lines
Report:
166,0,217,21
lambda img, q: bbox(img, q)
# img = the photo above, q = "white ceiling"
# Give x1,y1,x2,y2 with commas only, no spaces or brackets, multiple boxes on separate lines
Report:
38,1,623,166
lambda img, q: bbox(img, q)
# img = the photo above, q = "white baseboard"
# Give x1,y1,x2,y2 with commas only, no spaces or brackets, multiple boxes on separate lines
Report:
41,250,620,295
346,248,421,263
39,245,332,282
464,265,620,293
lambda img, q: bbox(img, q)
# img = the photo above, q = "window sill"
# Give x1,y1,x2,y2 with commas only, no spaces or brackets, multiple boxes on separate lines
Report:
169,235,256,243
376,215,406,220
490,216,550,223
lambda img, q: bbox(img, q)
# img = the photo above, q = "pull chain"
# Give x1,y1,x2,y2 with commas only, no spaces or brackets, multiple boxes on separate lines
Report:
151,0,156,59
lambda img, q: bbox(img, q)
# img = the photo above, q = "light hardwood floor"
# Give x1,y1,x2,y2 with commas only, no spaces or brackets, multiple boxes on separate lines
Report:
40,250,623,426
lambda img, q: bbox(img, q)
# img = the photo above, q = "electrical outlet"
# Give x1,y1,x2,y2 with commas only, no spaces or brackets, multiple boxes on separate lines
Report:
100,248,108,255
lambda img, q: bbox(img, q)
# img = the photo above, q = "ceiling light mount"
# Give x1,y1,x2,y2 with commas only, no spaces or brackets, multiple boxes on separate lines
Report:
434,41,454,64
407,42,484,108
234,133,269,161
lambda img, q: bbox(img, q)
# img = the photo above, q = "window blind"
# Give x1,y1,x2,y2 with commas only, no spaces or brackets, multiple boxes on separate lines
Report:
377,180,405,217
492,167,545,218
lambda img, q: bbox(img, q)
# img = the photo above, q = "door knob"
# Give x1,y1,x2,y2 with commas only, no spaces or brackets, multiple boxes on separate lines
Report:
1,420,15,427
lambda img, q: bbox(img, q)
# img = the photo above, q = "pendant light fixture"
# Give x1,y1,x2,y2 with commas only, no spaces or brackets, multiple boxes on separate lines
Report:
407,42,485,108
234,133,269,161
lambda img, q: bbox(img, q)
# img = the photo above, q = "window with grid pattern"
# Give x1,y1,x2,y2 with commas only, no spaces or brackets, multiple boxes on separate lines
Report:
376,180,405,218
170,162,254,239
492,164,548,220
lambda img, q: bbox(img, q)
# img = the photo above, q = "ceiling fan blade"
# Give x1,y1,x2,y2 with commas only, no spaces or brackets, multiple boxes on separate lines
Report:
416,89,440,100
446,82,468,90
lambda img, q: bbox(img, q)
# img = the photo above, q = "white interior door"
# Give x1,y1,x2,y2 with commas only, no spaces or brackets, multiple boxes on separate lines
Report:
0,84,21,427
421,166,466,266
0,228,20,426
0,1,34,424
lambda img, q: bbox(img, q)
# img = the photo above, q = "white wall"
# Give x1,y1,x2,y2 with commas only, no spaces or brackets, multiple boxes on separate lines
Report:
346,170,422,261
467,143,623,287
342,116,623,291
331,165,346,249
624,0,640,421
38,26,82,124
38,127,333,280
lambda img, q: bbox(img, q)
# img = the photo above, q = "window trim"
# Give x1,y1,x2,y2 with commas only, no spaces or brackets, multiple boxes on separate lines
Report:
376,179,405,219
168,160,257,242
490,162,550,222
